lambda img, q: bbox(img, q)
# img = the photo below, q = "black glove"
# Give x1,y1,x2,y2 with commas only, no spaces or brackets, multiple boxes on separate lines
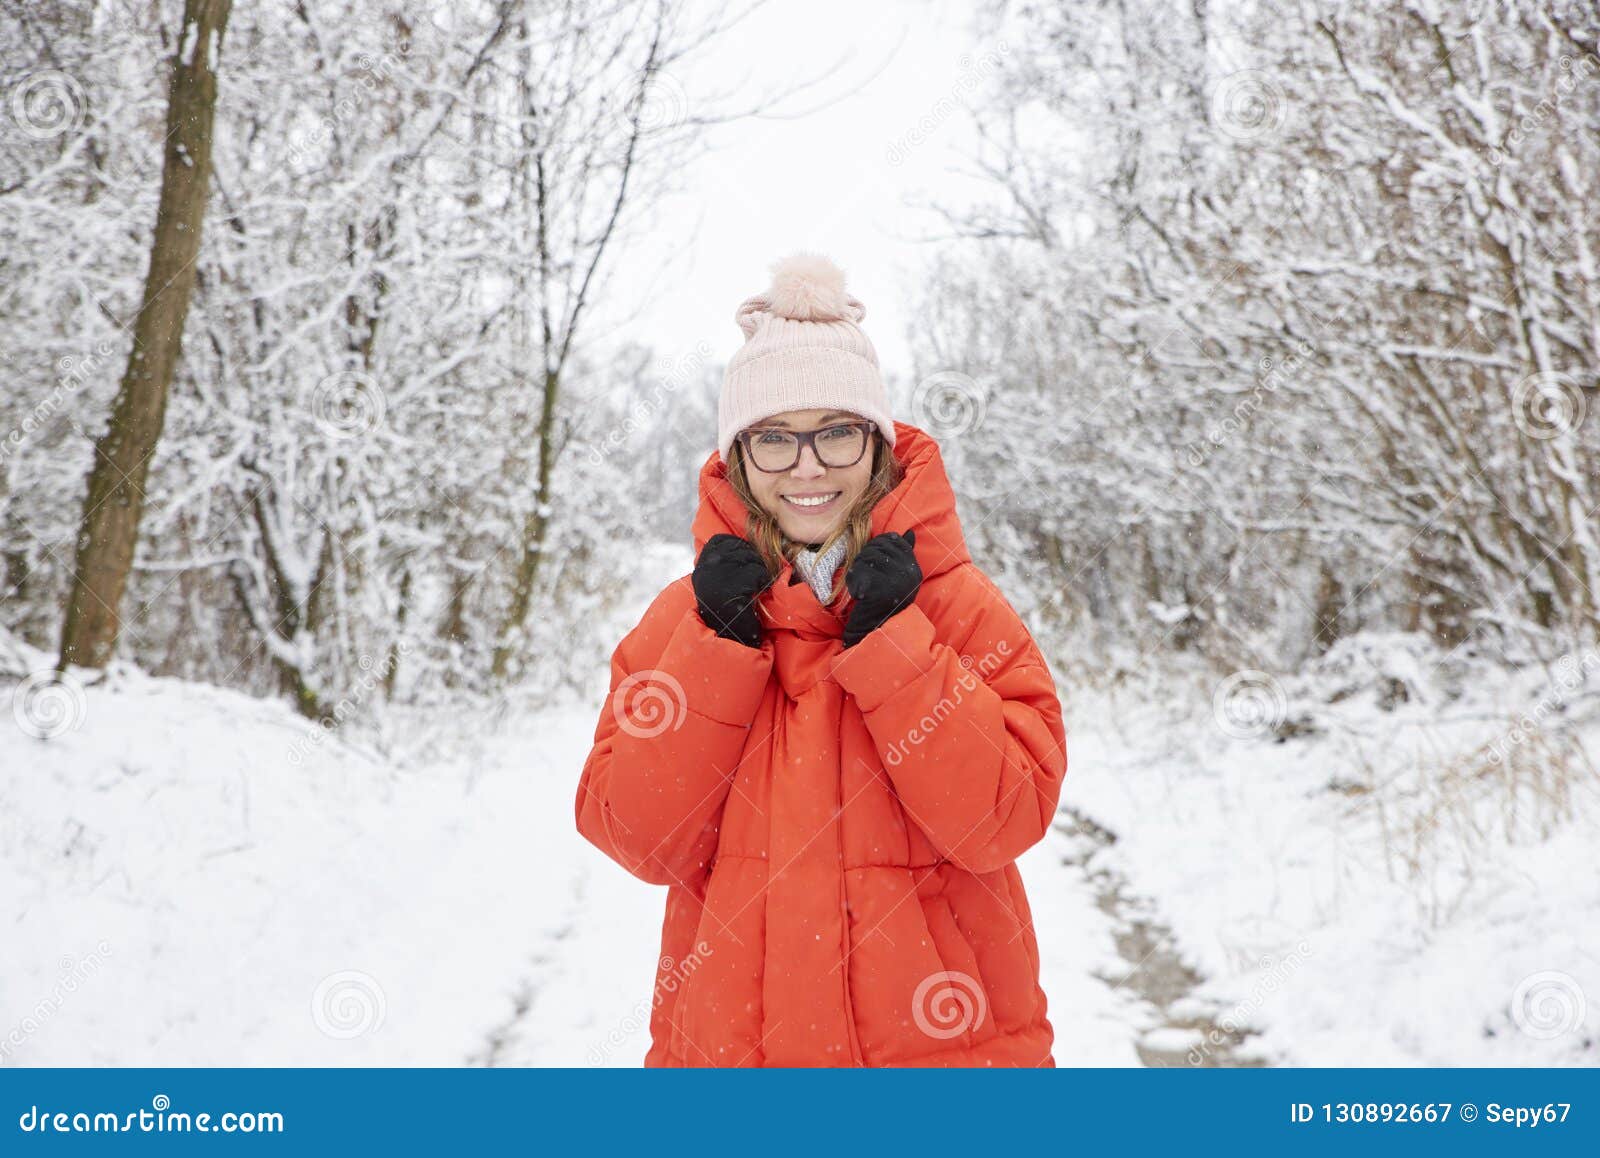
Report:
842,529,921,648
692,533,771,648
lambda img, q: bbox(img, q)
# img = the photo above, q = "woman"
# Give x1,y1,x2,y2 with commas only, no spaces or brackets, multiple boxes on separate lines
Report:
575,253,1068,1067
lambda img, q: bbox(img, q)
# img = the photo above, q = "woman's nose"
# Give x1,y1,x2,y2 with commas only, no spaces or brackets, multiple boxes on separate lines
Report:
791,443,826,477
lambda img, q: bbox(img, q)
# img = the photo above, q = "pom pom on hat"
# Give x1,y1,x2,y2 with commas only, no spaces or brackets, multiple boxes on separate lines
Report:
764,252,859,322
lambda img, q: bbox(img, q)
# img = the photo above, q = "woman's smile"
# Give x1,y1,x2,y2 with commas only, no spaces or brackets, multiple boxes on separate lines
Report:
781,490,841,511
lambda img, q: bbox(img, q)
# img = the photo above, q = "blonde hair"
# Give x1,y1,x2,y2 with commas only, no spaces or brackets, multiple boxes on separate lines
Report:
727,431,905,604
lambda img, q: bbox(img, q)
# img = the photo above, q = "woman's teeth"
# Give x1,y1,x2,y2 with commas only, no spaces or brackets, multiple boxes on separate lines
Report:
783,492,840,509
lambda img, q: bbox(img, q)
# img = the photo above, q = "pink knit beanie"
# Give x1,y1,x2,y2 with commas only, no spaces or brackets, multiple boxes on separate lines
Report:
717,252,896,464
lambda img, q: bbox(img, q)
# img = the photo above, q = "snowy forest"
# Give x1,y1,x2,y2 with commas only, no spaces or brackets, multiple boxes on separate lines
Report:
3,0,1598,1067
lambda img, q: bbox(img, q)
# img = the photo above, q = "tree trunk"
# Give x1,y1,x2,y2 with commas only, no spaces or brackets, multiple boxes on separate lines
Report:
491,366,561,682
1311,559,1345,657
57,0,231,670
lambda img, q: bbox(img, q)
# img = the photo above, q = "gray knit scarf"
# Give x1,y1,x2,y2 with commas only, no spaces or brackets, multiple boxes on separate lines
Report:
792,537,849,606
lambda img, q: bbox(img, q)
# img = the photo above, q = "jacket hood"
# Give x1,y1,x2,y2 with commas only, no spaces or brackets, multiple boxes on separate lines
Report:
690,421,972,637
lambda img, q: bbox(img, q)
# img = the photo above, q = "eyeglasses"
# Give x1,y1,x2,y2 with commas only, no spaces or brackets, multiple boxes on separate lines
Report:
737,421,876,473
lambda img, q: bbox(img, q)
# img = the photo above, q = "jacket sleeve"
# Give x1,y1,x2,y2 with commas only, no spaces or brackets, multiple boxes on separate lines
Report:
830,567,1067,874
575,577,775,888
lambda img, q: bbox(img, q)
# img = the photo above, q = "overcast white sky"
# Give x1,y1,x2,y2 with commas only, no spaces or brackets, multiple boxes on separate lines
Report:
604,0,1005,386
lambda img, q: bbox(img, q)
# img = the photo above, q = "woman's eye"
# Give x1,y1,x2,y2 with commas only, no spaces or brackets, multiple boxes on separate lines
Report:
755,431,790,446
818,425,852,441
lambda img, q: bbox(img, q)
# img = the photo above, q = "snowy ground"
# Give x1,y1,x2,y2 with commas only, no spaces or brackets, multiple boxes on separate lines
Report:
0,655,1140,1067
3,588,1597,1066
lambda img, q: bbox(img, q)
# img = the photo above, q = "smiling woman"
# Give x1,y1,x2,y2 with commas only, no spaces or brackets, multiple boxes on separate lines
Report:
713,254,904,601
575,252,1069,1068
728,409,884,608
727,412,902,607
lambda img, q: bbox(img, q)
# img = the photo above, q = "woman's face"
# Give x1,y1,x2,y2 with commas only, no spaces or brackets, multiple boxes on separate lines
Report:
738,408,878,543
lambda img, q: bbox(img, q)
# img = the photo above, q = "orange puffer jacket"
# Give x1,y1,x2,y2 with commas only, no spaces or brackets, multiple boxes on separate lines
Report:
576,421,1069,1066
